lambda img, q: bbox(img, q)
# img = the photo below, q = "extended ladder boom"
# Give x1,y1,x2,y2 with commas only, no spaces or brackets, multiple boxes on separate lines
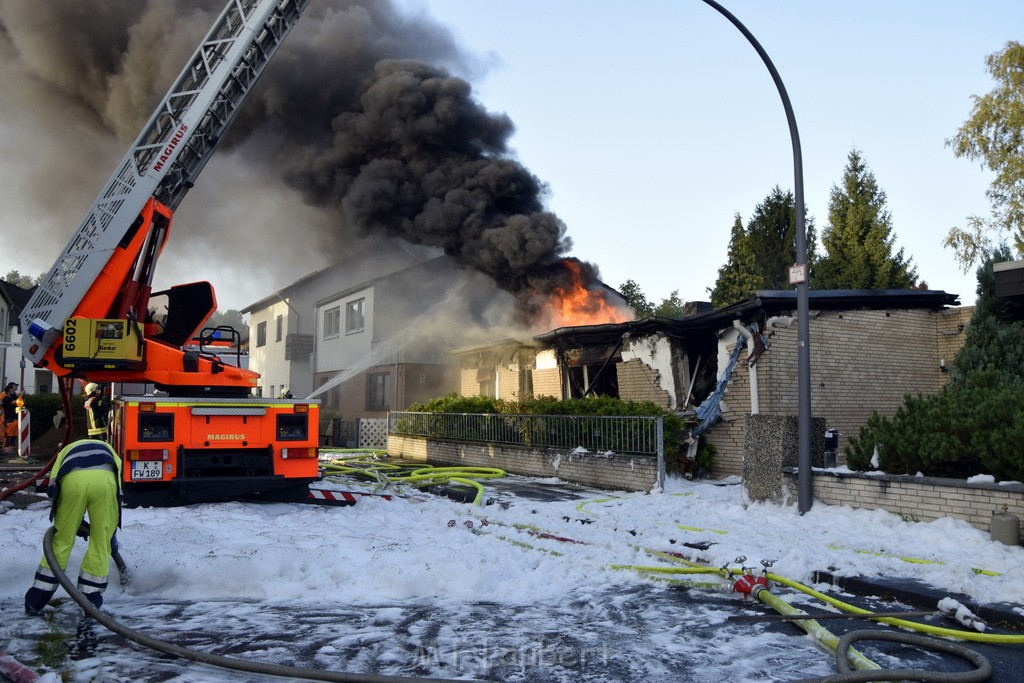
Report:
21,0,311,364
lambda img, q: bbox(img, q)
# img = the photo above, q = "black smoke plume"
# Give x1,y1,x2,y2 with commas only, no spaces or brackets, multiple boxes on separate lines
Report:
0,0,617,327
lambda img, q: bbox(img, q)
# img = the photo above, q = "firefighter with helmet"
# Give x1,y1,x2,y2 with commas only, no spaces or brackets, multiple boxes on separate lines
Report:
84,383,109,440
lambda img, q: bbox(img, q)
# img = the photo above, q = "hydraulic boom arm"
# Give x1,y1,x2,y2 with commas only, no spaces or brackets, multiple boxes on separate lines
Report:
21,0,311,387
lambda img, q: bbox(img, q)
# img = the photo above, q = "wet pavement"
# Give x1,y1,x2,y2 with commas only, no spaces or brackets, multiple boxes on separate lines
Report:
5,580,1019,683
3,465,1022,682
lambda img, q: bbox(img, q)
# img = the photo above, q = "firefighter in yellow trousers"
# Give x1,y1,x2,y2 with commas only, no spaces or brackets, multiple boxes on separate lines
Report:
25,439,122,615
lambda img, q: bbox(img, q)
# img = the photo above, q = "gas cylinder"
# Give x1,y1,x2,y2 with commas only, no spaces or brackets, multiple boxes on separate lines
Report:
990,509,1021,546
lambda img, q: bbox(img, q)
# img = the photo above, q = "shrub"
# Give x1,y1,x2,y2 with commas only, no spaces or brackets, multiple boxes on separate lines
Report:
845,369,1024,481
22,392,84,441
406,393,689,461
847,250,1024,481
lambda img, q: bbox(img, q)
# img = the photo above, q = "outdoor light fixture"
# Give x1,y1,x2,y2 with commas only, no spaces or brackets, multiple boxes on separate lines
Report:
701,0,814,513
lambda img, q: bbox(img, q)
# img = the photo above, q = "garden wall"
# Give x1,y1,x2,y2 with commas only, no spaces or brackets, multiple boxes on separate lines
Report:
781,468,1024,537
388,434,660,492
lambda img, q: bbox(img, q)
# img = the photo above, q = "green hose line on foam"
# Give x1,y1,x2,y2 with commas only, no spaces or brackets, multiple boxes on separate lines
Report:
636,546,1024,644
755,586,880,672
609,565,879,670
321,459,505,506
319,449,388,457
40,528,470,683
765,572,1024,645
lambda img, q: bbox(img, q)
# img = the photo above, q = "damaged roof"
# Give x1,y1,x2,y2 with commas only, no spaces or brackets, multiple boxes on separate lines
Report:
535,288,961,347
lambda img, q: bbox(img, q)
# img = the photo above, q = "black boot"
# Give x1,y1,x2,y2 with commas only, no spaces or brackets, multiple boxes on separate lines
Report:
25,587,55,616
82,591,103,610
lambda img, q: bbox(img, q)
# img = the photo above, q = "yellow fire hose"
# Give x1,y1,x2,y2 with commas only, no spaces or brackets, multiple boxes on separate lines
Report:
320,457,505,506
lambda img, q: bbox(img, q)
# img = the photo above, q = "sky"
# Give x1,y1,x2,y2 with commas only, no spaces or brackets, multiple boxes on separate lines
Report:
1,1,1021,314
392,0,1024,309
1,466,1022,681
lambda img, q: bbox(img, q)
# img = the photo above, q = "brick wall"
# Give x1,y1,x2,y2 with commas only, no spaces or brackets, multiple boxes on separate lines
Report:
388,434,659,492
705,342,752,477
616,359,671,405
935,306,973,371
458,362,479,396
339,370,368,418
496,365,519,401
532,367,562,399
707,307,972,478
782,469,1024,536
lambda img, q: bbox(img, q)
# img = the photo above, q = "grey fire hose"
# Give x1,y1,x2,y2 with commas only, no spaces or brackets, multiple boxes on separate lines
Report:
76,521,130,585
793,629,993,683
42,526,479,683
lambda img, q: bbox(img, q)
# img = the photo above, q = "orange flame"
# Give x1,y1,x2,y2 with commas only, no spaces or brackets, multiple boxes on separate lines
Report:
544,260,633,328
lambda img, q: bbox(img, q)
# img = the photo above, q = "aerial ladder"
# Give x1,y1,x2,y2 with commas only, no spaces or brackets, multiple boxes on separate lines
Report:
19,0,319,506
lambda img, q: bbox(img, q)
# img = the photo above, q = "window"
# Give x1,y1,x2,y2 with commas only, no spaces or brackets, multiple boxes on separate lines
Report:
477,366,495,398
256,321,267,347
323,306,341,338
139,412,174,441
275,314,283,342
345,298,365,333
277,413,308,440
366,372,390,411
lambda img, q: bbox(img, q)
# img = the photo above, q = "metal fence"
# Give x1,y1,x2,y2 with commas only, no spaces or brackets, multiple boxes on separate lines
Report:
389,412,663,458
321,418,389,449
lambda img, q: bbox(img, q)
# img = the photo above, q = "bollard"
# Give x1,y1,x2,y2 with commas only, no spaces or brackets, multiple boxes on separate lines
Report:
16,399,29,461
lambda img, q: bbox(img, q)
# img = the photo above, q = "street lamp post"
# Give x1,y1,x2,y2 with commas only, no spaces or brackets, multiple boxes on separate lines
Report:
701,0,814,512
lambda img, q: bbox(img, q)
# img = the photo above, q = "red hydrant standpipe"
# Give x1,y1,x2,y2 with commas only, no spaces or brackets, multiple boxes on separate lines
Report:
730,569,880,672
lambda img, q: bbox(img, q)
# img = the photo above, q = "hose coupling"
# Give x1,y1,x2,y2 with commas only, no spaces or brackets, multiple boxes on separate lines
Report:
732,572,769,596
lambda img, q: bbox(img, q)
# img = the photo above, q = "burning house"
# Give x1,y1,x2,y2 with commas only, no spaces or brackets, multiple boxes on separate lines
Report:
450,289,972,478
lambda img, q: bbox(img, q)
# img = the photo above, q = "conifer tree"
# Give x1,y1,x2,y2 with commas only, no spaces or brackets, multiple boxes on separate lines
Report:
814,149,917,290
745,186,817,290
710,214,761,307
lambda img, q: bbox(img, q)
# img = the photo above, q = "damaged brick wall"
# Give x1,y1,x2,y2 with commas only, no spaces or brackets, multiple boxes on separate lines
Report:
616,359,672,405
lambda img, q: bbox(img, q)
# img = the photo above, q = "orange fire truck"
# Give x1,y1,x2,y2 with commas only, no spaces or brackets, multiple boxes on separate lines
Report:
19,0,318,506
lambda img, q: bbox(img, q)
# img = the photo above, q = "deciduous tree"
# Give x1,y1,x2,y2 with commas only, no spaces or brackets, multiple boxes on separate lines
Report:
653,291,687,318
2,270,42,289
618,279,653,318
945,41,1024,271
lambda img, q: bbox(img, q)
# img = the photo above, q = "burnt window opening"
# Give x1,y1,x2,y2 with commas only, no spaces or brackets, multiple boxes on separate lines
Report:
476,365,496,398
566,363,619,399
563,345,622,399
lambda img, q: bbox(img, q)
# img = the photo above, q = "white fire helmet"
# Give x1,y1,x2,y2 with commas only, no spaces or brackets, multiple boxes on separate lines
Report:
85,383,99,395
